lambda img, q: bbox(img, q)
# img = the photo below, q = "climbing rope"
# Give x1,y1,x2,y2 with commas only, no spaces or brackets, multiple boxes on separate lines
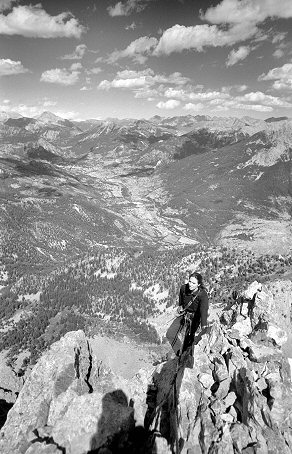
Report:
149,318,193,453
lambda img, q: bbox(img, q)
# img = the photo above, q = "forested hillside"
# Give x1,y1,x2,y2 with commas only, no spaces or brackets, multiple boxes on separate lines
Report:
1,244,291,366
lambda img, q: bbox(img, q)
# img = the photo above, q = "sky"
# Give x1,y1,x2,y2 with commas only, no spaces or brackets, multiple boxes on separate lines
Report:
0,0,292,120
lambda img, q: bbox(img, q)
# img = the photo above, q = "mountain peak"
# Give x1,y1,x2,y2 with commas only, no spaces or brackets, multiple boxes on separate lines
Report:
0,111,23,121
35,111,64,124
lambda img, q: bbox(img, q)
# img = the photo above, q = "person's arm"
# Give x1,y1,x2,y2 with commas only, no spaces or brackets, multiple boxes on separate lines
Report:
200,289,209,328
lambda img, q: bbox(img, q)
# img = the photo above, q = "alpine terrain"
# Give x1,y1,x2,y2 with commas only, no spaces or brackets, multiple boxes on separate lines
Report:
0,112,292,453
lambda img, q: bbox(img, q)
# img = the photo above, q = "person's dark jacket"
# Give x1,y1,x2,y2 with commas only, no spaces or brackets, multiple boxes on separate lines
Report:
179,284,209,334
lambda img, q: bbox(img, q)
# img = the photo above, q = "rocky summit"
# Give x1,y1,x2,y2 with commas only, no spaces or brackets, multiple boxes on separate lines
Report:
1,281,291,454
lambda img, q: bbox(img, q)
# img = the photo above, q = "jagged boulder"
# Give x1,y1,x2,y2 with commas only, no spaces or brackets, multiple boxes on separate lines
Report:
0,352,23,404
145,322,292,453
221,280,292,349
0,331,153,454
1,318,292,454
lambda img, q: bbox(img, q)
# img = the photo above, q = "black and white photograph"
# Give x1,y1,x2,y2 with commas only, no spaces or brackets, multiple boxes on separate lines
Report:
0,0,292,452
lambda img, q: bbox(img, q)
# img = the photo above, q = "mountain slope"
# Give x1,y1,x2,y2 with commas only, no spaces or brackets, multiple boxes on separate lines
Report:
0,113,291,257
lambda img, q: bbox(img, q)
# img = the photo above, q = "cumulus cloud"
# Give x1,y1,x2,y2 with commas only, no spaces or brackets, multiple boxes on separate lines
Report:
98,69,189,91
152,0,292,57
153,23,256,55
164,87,230,102
0,4,85,38
60,44,87,60
107,0,149,17
108,36,158,63
236,84,248,92
0,58,29,76
226,46,251,66
156,99,180,109
238,91,292,107
43,99,57,107
259,63,292,90
272,32,287,44
273,49,284,59
70,62,82,71
234,104,273,112
40,68,80,85
183,103,204,111
202,0,292,24
86,67,102,75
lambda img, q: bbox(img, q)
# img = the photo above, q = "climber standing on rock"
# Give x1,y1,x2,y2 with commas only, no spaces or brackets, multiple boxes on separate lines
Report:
166,271,209,357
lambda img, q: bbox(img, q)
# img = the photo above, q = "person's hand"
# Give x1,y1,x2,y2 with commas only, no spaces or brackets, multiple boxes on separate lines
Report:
177,306,185,315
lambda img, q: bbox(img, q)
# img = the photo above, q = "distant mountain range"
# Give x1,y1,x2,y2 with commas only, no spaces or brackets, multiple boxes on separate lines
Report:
0,111,291,263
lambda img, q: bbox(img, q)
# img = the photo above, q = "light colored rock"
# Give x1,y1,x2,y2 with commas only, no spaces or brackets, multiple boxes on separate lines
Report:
223,391,236,408
243,280,262,299
249,344,282,363
198,373,213,389
232,316,252,336
288,358,292,382
1,321,292,454
267,324,288,346
220,413,234,423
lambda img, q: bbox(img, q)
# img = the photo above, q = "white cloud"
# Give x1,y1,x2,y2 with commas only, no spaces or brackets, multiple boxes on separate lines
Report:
99,77,147,89
54,110,80,120
238,91,292,107
0,4,85,38
40,68,80,86
125,22,136,30
107,0,149,17
98,69,189,91
0,58,29,76
183,103,204,111
10,103,42,117
43,99,57,107
108,36,158,63
259,63,292,90
60,44,87,60
134,87,160,98
235,104,273,112
153,23,257,56
80,86,92,91
152,0,292,57
70,62,82,71
226,46,251,66
164,87,230,102
3,99,10,104
273,49,284,59
202,0,292,24
236,84,248,92
156,99,180,109
0,0,17,12
272,32,287,44
86,67,102,75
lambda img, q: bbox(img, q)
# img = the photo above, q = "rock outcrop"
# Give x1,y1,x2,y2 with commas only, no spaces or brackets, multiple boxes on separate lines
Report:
1,280,292,453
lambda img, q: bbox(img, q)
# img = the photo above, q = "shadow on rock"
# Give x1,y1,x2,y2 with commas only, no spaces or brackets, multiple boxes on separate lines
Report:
89,389,157,454
0,400,13,430
144,341,198,454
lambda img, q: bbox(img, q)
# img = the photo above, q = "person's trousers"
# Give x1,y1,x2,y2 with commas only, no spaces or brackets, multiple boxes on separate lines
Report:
166,315,185,355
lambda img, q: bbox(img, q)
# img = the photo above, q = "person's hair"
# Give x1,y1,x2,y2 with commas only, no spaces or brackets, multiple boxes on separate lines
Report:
189,271,203,286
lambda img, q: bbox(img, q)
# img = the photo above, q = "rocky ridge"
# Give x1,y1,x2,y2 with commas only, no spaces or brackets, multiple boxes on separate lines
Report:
0,281,291,454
